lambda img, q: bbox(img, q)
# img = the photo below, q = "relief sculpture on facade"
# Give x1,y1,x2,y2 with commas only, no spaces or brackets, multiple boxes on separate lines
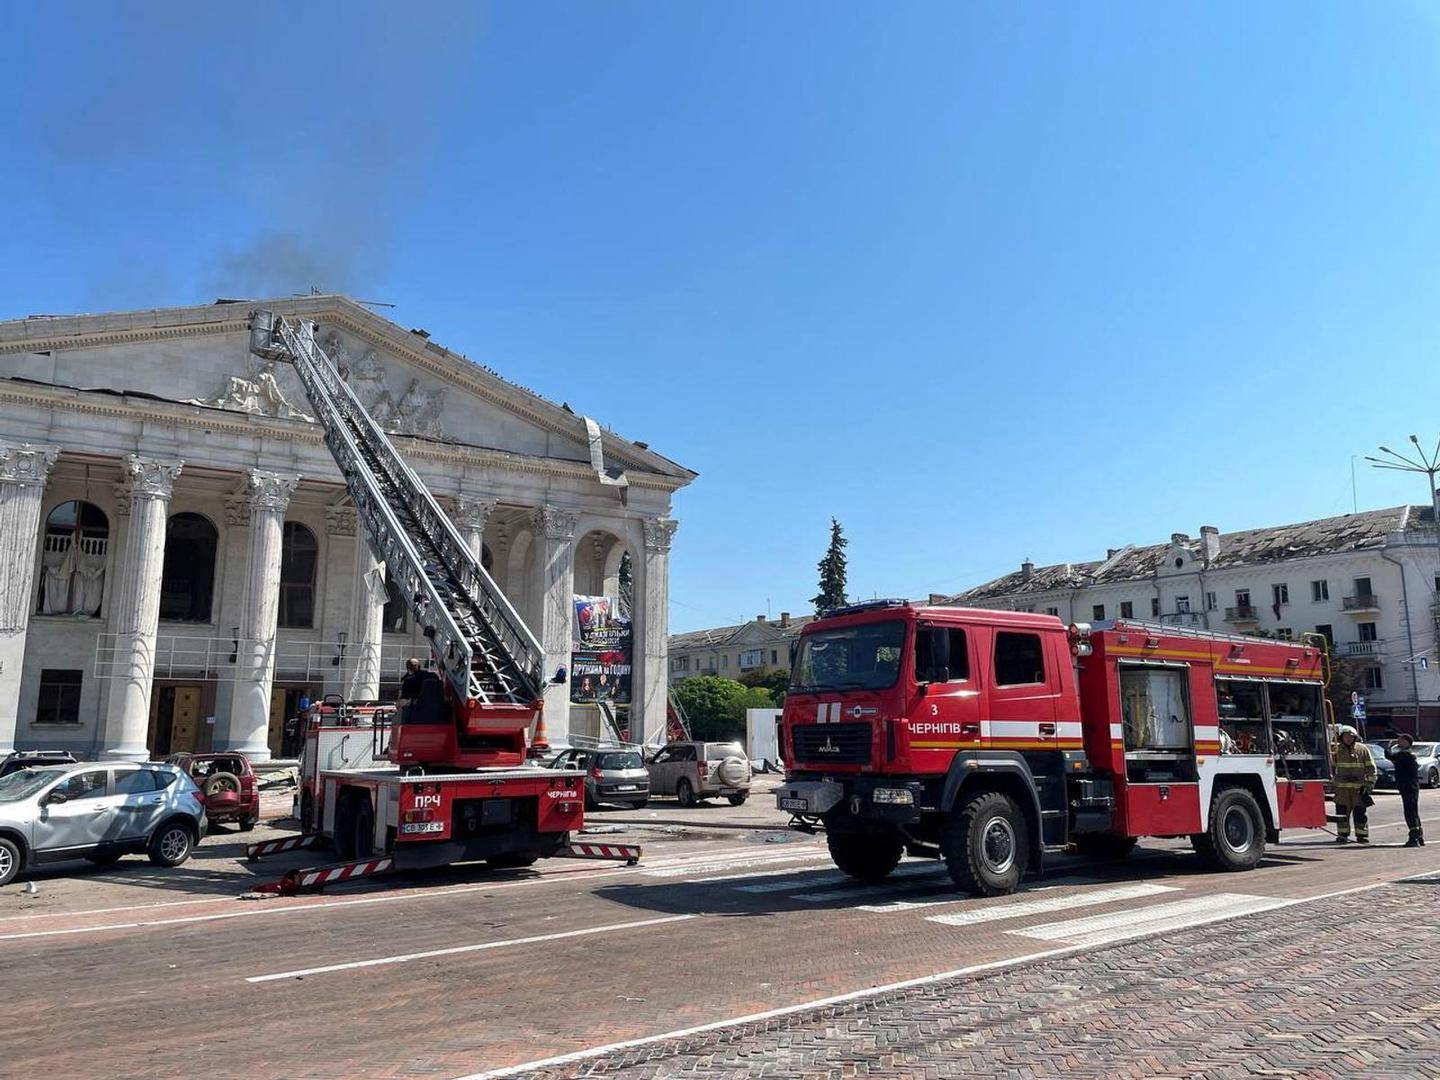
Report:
327,331,446,439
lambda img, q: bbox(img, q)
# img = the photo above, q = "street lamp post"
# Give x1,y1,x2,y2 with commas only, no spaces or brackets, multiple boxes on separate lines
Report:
1366,435,1440,736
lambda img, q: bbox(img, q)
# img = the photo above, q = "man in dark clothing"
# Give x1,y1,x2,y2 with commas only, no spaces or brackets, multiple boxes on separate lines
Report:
398,657,427,707
1389,733,1424,847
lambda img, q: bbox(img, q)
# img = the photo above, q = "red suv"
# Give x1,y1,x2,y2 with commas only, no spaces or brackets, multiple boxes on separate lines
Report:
166,753,261,831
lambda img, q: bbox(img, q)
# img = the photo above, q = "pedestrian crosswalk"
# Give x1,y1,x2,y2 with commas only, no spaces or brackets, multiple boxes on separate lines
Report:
1009,892,1290,947
924,883,1177,926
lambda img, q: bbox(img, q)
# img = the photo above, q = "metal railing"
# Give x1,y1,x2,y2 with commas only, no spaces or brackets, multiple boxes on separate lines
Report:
94,633,416,683
1158,611,1204,627
1342,594,1382,611
1224,605,1260,621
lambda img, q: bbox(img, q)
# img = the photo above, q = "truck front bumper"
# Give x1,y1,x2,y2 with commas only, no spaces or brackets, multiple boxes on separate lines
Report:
777,778,926,824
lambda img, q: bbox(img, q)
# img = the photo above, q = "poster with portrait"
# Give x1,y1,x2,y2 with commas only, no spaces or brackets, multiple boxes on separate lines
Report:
571,594,632,705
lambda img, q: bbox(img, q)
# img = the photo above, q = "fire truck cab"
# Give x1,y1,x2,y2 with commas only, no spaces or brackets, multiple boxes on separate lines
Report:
777,601,1331,896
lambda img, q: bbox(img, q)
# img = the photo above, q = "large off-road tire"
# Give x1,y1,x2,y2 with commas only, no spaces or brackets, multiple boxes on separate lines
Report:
727,793,749,807
147,820,194,868
334,794,357,861
299,790,315,833
943,791,1029,897
676,779,698,808
0,837,23,886
203,772,241,799
1191,786,1266,872
827,829,903,883
1073,833,1138,861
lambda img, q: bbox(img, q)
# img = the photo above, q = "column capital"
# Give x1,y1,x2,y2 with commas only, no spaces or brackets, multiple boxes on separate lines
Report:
0,444,60,488
534,505,579,541
121,454,184,502
449,495,497,533
246,469,301,513
642,517,679,554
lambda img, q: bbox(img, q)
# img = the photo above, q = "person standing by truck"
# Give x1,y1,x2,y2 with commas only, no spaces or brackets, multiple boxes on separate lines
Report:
1389,733,1424,847
1333,725,1377,844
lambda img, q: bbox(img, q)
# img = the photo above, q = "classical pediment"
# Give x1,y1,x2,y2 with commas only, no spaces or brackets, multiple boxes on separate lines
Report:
0,295,695,484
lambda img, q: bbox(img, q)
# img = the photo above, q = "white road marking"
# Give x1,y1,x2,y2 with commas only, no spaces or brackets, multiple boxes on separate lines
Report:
451,875,1416,1080
924,883,1178,926
642,850,831,878
245,914,695,983
1010,892,1290,947
0,845,802,942
789,862,956,902
858,876,1105,913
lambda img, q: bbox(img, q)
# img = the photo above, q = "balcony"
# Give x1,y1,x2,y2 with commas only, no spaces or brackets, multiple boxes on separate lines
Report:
1342,640,1383,658
1224,605,1261,624
1342,594,1381,613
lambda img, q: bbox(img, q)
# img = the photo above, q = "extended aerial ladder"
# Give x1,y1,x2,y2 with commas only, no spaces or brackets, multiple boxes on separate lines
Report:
249,310,555,770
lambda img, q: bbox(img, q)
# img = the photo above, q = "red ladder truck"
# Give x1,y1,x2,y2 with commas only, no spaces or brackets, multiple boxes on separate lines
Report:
775,602,1331,896
245,311,637,887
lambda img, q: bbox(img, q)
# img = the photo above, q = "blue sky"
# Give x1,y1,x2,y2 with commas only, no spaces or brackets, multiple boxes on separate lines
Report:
4,3,1440,632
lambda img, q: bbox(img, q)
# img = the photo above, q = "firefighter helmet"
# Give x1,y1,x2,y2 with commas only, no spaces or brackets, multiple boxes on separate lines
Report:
1336,725,1359,740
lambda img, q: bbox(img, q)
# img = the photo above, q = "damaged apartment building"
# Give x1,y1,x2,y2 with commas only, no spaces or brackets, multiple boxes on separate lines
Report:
935,505,1440,737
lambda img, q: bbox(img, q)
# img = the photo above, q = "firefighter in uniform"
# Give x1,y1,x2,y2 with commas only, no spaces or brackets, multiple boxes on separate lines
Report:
1332,725,1377,843
1389,733,1424,847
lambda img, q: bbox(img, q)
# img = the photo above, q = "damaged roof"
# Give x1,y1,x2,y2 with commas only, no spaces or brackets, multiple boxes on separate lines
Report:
670,615,815,650
941,505,1437,604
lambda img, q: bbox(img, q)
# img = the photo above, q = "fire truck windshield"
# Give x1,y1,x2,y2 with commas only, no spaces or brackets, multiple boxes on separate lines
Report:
790,620,905,693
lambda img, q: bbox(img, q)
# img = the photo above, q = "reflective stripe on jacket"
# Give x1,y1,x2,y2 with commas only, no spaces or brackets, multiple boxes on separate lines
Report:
1333,741,1377,788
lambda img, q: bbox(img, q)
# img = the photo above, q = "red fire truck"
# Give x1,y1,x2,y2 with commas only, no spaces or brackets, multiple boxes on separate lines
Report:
776,601,1331,896
245,312,635,889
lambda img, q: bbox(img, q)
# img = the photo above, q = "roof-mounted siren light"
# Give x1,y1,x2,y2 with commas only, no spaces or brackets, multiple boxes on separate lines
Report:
1067,622,1093,657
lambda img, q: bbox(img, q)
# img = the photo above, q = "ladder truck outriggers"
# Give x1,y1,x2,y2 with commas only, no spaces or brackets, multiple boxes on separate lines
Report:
245,311,637,889
776,602,1333,896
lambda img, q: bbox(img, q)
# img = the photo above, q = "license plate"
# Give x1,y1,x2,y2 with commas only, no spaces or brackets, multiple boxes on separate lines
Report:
400,821,444,835
613,784,638,792
780,797,809,812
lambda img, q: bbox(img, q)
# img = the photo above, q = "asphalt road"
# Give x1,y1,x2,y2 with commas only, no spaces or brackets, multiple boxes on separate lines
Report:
1,785,1437,1079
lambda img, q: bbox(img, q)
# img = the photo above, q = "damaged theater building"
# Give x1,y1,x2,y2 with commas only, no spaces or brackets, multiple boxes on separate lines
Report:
0,296,693,760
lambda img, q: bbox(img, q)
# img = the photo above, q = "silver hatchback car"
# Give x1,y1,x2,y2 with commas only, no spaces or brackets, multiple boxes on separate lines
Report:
0,761,207,886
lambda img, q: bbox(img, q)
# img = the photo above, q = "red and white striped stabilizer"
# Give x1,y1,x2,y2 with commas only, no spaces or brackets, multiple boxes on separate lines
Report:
252,856,395,896
245,833,321,862
560,841,642,865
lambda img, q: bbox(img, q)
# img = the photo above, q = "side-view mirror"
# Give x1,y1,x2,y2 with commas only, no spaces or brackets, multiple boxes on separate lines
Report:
44,790,68,806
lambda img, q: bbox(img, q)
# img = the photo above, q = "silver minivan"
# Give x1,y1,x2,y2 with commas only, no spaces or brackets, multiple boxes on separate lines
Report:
0,762,208,885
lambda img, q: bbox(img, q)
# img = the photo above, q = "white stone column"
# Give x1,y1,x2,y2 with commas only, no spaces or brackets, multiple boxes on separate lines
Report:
534,505,578,745
101,455,184,761
221,470,300,761
346,528,386,700
634,517,677,746
450,496,495,563
0,445,60,754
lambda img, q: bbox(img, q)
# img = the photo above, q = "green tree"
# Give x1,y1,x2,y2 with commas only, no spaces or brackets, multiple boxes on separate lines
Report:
738,667,790,703
812,517,849,614
672,675,775,742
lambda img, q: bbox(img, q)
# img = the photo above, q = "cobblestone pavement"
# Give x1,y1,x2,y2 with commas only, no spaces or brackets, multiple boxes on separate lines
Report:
519,876,1440,1080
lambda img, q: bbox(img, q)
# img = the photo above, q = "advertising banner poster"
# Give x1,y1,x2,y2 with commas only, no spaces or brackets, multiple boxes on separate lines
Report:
571,595,632,706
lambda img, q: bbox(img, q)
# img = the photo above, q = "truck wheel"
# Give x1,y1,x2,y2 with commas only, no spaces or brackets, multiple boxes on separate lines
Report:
300,790,314,832
727,793,749,807
487,852,540,869
943,791,1028,897
334,794,357,861
1073,834,1138,861
676,779,697,808
1192,787,1265,872
827,829,902,882
352,796,376,859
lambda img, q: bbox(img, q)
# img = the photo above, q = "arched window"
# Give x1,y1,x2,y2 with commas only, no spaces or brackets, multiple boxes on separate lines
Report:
278,522,318,629
38,501,109,616
382,571,408,634
159,513,219,622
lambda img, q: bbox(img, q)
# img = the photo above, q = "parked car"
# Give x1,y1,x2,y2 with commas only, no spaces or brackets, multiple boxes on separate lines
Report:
646,741,752,807
0,750,78,777
1400,742,1440,788
0,761,207,886
166,752,260,830
1365,744,1396,789
546,747,649,810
